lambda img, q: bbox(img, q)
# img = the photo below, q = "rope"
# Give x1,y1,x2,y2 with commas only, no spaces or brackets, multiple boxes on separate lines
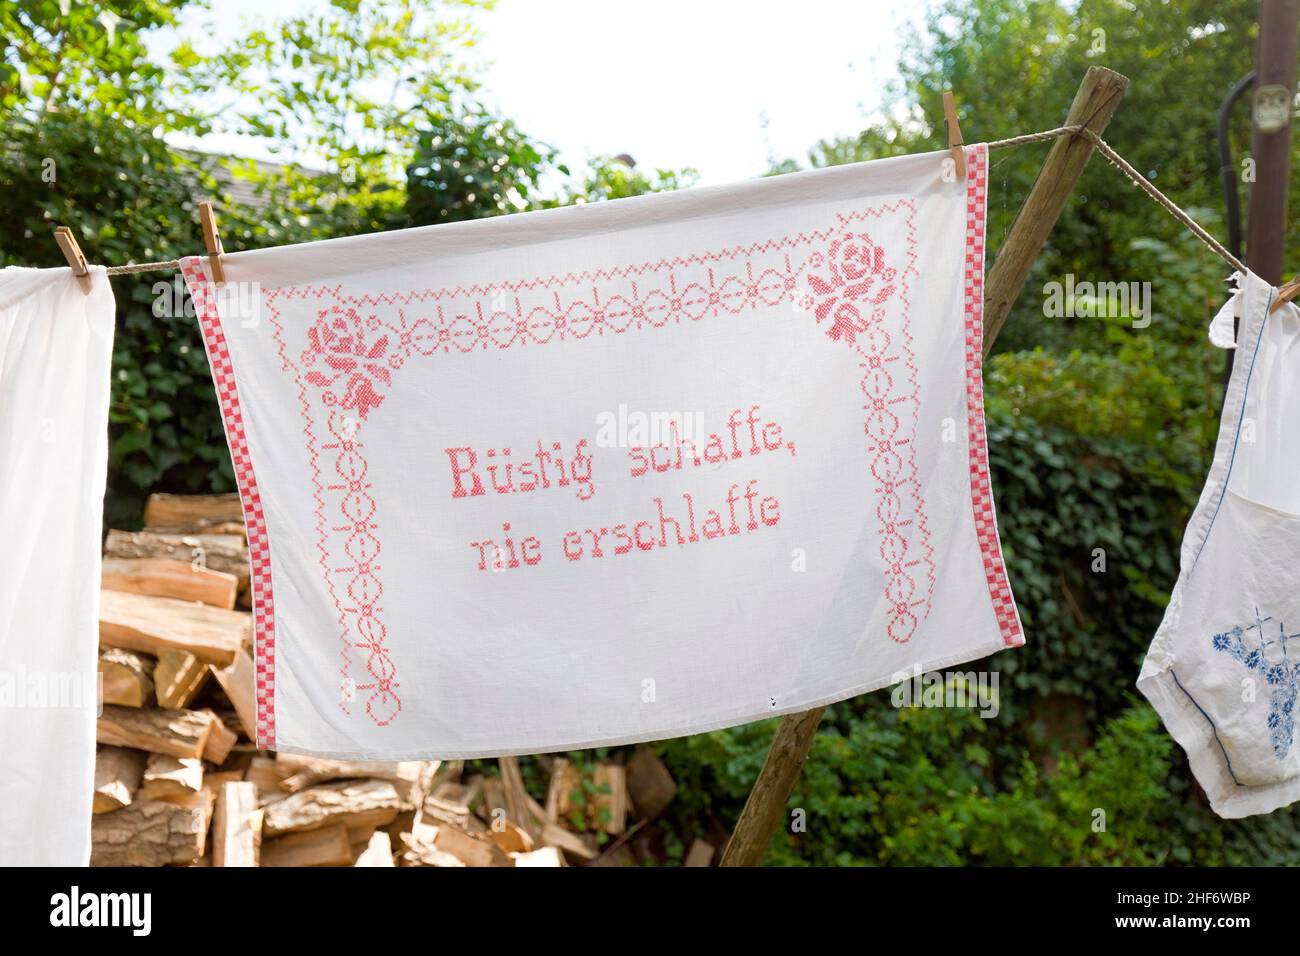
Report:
96,124,1247,277
988,124,1248,274
105,258,182,276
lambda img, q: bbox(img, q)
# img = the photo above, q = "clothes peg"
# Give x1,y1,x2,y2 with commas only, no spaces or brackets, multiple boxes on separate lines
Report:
53,226,93,294
943,91,967,181
198,201,226,284
1269,275,1300,314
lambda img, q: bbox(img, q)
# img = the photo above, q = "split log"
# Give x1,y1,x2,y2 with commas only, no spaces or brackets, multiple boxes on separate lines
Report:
211,708,248,743
263,780,402,837
348,825,377,855
485,820,534,855
245,757,293,805
102,557,238,610
199,709,237,765
430,775,481,809
595,763,628,835
432,824,512,867
99,589,247,666
684,838,715,867
104,529,250,591
91,792,214,866
210,649,256,739
155,650,210,709
151,520,247,537
139,754,204,800
545,757,582,824
93,746,147,814
423,791,487,835
262,824,354,867
626,746,677,819
498,756,545,835
480,776,508,828
274,754,431,805
143,492,244,531
204,770,246,791
98,648,155,708
424,775,482,827
399,832,466,868
212,781,261,867
353,830,395,867
97,705,213,760
541,823,598,862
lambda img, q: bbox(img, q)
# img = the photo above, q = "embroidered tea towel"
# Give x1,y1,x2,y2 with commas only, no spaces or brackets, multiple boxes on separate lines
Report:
1139,270,1300,818
0,266,114,865
184,144,1022,760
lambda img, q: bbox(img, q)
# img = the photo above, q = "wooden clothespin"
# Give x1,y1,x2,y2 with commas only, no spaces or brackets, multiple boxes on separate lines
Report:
198,201,226,284
53,226,93,294
943,90,967,181
1270,275,1300,314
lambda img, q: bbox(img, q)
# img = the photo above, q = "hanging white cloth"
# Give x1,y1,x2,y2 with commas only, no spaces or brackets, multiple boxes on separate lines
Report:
1140,269,1300,818
184,144,1022,759
0,266,115,864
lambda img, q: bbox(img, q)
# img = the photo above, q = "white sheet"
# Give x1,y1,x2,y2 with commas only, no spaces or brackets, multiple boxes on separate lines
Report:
184,144,1022,759
0,266,114,864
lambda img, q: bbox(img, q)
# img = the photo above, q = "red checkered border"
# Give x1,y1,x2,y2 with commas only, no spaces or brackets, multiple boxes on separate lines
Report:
181,257,279,749
961,145,1024,647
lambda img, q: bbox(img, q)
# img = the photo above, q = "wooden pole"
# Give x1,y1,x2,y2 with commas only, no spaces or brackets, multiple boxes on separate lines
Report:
718,706,823,867
1244,0,1298,286
719,65,1130,868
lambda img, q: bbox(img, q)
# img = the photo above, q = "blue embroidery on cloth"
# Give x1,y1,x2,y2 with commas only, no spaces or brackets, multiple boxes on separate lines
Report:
1211,609,1300,760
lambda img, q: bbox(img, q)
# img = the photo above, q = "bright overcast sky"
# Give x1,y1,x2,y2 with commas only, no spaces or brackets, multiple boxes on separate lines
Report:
474,0,926,183
161,0,928,186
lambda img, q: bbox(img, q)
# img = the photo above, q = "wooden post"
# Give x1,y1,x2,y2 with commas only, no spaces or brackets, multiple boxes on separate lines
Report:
718,707,823,867
1244,0,1299,285
719,66,1130,868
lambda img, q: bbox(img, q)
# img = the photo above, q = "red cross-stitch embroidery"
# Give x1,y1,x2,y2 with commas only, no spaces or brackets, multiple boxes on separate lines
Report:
961,144,1023,647
185,176,1019,744
263,205,935,731
180,258,279,749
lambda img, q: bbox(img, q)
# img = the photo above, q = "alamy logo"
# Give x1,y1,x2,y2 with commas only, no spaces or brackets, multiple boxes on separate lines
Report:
49,886,151,936
889,664,1000,718
1042,274,1152,328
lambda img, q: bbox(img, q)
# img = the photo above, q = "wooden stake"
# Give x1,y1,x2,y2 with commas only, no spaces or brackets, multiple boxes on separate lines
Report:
719,65,1130,868
198,201,226,283
719,707,823,867
53,226,93,294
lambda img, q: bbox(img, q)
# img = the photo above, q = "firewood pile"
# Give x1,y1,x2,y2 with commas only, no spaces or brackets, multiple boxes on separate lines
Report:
92,493,711,867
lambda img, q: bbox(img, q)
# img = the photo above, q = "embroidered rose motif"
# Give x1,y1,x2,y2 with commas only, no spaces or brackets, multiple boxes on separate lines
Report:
808,232,897,345
303,307,392,420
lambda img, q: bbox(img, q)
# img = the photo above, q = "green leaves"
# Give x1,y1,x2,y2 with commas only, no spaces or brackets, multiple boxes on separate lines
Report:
2,0,197,126
406,104,561,224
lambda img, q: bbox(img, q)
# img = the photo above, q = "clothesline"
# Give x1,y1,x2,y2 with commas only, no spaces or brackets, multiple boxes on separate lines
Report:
985,125,1246,273
99,124,1247,278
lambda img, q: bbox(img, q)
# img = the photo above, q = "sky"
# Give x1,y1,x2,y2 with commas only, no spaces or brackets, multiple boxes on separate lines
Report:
158,0,930,186
473,0,926,184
